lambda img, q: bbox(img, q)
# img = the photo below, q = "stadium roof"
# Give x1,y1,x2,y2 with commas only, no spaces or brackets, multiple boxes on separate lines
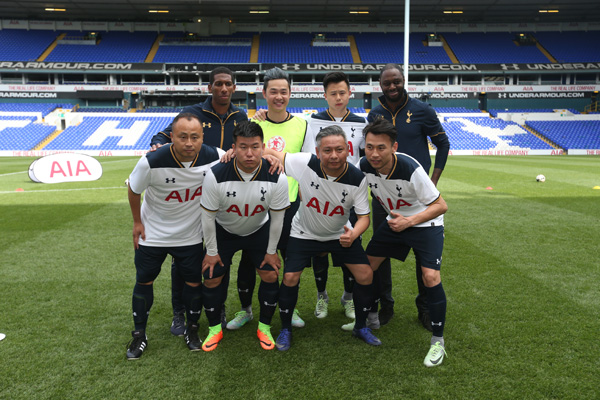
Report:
1,0,599,24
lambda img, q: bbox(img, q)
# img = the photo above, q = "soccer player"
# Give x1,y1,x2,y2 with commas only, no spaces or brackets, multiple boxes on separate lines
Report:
367,63,450,329
359,118,448,367
200,121,289,351
265,125,381,351
126,113,225,360
301,71,367,321
225,67,308,331
150,67,248,336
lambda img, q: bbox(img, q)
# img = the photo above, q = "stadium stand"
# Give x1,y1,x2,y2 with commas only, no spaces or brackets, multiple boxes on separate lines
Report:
488,109,581,117
44,116,173,151
45,31,157,63
533,31,600,63
153,33,253,63
435,107,481,113
354,33,452,64
441,117,553,150
75,107,127,113
525,120,600,149
442,32,550,64
0,29,56,61
257,32,353,63
0,117,56,150
136,107,185,113
0,103,73,117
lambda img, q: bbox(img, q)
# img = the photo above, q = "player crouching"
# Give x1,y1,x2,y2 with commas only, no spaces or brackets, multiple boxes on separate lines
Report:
360,119,449,367
201,121,290,351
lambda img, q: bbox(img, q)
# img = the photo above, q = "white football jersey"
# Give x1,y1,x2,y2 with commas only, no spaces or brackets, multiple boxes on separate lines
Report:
201,158,290,236
302,110,366,165
359,152,444,227
129,144,225,247
284,152,370,241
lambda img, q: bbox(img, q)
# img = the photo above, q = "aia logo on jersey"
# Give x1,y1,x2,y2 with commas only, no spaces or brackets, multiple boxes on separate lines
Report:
306,197,344,216
226,204,266,217
267,136,285,152
376,196,412,210
165,187,202,202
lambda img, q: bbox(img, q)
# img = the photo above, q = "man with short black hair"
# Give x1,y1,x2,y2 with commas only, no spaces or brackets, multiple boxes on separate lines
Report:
150,66,248,336
126,113,225,359
226,67,308,330
265,125,381,351
367,63,450,329
201,120,289,351
302,71,367,321
359,118,448,367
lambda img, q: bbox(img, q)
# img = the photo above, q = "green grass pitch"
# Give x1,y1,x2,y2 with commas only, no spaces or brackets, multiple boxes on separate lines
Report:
0,155,598,399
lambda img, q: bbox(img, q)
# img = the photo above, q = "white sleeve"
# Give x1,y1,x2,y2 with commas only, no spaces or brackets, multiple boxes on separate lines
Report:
267,210,286,254
412,167,440,206
200,170,220,255
301,118,318,154
199,169,220,212
201,207,219,256
284,152,312,181
270,173,290,211
128,156,151,195
353,176,371,217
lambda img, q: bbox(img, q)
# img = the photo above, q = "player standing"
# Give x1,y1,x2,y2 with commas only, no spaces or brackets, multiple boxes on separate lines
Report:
126,113,224,359
302,71,367,321
150,67,248,336
265,125,381,351
367,63,450,329
200,121,289,351
359,119,448,367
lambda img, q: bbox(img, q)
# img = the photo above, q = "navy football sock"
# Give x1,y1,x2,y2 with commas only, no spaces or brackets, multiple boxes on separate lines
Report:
202,284,222,328
237,269,256,310
353,282,374,329
312,254,329,293
341,264,355,294
258,280,279,325
132,283,153,331
371,269,382,311
426,282,447,337
278,282,299,330
170,259,185,315
183,283,202,325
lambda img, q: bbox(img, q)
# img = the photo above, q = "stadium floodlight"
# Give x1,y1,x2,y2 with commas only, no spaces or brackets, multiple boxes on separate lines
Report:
45,8,66,12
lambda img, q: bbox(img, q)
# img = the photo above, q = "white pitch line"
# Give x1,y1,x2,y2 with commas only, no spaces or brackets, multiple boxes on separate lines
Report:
0,171,27,177
0,186,125,194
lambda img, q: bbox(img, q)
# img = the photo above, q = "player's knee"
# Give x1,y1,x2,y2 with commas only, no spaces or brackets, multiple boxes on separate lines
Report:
283,272,301,287
421,268,441,287
203,275,223,289
137,280,154,285
351,265,373,285
257,269,278,283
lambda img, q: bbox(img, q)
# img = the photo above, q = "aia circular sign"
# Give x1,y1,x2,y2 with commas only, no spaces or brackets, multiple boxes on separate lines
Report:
267,136,286,152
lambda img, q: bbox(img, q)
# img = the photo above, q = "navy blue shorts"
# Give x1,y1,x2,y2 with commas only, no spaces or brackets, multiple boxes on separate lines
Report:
284,236,369,273
366,224,444,270
214,221,276,277
135,243,204,283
